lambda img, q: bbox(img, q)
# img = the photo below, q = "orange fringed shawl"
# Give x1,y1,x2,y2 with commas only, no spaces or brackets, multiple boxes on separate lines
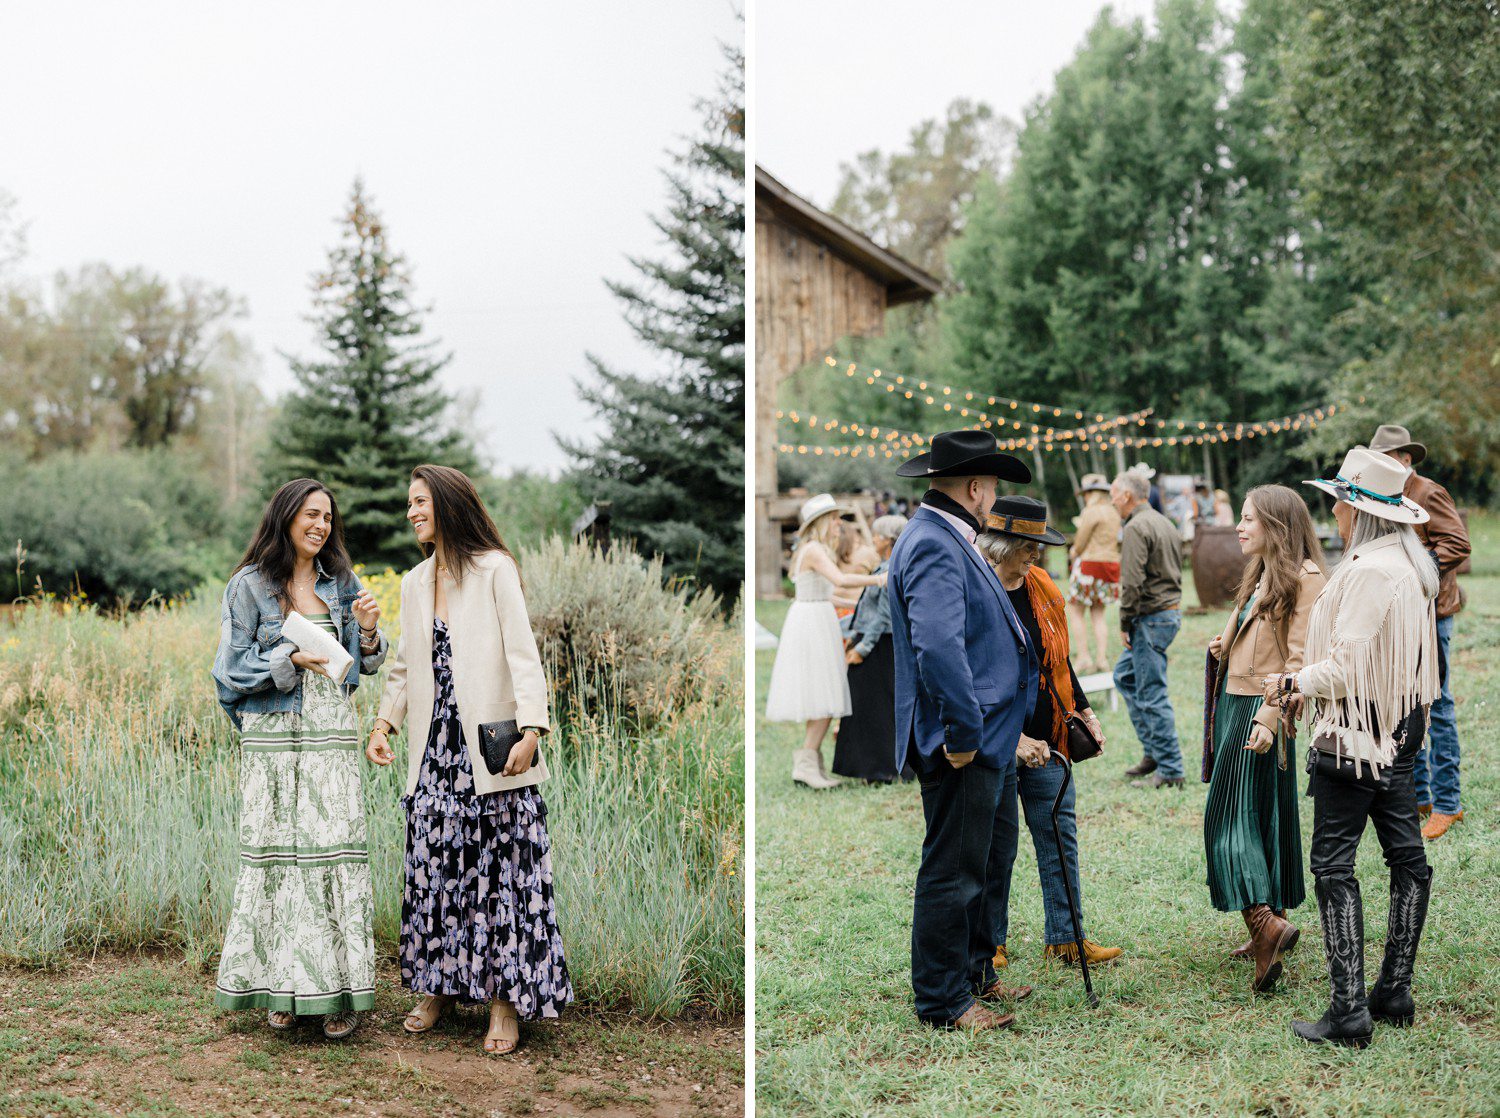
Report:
1024,565,1078,756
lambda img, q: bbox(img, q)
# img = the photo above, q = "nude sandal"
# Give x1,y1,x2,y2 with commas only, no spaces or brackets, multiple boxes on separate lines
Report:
267,1009,296,1030
403,994,452,1034
484,1002,521,1055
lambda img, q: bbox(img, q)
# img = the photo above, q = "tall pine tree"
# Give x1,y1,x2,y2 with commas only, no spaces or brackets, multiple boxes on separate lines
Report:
562,46,744,605
266,180,476,567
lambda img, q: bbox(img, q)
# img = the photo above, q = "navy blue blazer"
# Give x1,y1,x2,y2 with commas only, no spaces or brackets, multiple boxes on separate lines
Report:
888,506,1039,772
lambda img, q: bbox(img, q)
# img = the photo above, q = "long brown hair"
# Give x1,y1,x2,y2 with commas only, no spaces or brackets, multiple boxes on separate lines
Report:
234,479,354,609
410,464,521,585
1233,484,1324,625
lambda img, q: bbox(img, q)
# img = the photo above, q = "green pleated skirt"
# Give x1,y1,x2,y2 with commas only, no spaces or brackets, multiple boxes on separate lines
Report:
1203,687,1305,913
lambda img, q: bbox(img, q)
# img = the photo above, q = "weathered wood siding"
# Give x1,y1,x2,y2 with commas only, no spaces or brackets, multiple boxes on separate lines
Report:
754,213,890,597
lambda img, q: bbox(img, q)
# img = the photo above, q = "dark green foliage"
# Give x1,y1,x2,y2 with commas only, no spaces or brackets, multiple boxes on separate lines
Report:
262,180,476,568
0,448,225,604
563,47,744,604
1285,0,1500,498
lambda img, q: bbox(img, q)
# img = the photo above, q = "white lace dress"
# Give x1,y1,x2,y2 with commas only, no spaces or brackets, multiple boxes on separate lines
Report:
764,559,852,722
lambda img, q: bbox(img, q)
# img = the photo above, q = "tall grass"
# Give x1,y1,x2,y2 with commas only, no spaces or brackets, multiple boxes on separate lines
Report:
0,543,743,1018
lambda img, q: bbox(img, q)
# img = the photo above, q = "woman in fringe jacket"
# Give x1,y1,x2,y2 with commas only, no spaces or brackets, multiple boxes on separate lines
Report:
1264,448,1440,1049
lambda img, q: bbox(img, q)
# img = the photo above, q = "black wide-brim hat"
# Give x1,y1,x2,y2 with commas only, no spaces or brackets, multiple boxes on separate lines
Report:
982,495,1067,545
896,428,1032,482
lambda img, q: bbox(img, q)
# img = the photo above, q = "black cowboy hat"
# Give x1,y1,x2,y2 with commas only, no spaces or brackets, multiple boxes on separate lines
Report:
982,495,1067,546
895,429,1031,482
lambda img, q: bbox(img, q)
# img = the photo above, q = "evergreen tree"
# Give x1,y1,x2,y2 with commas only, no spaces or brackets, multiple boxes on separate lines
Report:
265,180,476,567
562,46,744,605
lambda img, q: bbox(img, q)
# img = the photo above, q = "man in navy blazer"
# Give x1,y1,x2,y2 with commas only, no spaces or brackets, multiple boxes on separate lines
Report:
888,429,1040,1031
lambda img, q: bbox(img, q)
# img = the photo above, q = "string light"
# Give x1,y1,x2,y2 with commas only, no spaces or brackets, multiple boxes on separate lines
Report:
777,404,1339,458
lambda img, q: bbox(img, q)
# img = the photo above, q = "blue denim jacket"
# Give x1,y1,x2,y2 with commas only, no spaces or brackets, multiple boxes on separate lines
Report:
211,559,388,729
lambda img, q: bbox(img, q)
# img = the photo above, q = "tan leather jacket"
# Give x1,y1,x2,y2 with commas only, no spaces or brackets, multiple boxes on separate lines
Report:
1213,560,1326,733
1070,502,1121,563
1406,472,1469,618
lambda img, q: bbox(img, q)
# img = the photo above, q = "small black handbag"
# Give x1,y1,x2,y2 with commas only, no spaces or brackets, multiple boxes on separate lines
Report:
1038,668,1103,763
477,720,538,777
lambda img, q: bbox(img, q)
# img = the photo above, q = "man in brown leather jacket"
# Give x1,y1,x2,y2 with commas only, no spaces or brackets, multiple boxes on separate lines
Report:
1371,425,1471,839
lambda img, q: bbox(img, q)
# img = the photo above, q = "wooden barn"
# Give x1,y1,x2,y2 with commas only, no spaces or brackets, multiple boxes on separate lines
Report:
753,166,941,598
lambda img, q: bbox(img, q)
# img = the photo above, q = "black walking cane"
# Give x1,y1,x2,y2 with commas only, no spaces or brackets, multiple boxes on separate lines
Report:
1050,754,1100,1008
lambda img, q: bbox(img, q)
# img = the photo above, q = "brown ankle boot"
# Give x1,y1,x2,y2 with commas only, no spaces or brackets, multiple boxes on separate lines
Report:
1231,908,1289,960
1245,905,1299,992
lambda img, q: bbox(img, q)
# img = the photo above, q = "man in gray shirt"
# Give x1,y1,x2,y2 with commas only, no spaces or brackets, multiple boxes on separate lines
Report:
1111,471,1185,788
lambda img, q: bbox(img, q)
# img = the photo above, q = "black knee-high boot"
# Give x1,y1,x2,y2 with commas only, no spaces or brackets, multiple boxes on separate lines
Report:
1368,864,1433,1027
1293,876,1374,1048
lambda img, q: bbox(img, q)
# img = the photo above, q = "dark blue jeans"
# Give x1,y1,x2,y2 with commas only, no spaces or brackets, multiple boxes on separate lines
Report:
1413,615,1462,814
994,754,1084,946
1114,609,1184,780
911,757,1019,1025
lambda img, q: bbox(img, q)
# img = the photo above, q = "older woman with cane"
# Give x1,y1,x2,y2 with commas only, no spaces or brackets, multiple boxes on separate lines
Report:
1264,447,1440,1048
977,496,1121,975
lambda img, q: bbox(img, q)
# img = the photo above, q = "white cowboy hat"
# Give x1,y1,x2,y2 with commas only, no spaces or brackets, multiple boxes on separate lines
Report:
1076,472,1111,494
1127,462,1157,480
1303,446,1429,525
798,492,852,529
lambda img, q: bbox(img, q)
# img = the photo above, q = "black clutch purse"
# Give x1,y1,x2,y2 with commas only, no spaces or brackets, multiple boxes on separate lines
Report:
477,720,537,777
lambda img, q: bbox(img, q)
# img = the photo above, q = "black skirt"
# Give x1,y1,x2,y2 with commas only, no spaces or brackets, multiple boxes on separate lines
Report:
832,636,909,782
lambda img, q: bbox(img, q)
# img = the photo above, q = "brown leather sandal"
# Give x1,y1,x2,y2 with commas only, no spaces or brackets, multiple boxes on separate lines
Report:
484,1002,521,1055
403,994,453,1034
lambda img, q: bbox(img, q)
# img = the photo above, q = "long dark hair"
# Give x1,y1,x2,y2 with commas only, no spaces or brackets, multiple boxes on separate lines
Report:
411,464,521,585
234,478,354,607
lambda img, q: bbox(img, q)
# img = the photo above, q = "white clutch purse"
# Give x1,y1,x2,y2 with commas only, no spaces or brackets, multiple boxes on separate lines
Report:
281,611,355,684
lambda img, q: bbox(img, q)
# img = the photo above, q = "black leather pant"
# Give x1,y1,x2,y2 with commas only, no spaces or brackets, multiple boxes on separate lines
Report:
1308,709,1429,886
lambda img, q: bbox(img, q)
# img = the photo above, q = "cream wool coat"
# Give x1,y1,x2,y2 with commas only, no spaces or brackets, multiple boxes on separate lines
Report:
376,550,552,796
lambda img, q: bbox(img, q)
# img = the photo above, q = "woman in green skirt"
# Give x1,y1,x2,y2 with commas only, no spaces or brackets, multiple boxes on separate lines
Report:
1203,484,1325,993
211,479,388,1039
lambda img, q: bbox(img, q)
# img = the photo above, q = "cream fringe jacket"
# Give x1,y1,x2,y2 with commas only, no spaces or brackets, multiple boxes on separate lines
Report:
376,550,552,796
1297,533,1439,773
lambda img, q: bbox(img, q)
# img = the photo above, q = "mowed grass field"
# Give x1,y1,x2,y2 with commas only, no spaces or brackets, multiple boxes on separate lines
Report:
754,513,1500,1117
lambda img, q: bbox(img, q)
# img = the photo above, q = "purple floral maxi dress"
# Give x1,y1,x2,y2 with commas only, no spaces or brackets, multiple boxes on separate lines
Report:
398,618,573,1018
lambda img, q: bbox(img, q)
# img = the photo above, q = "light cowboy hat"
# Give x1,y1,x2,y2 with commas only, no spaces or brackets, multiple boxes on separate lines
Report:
1368,423,1427,466
797,492,852,530
1303,446,1429,525
1076,472,1111,494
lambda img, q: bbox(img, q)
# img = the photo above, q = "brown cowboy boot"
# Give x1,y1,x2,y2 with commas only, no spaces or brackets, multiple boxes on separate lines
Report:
1231,909,1291,960
951,1003,1015,1031
1245,904,1299,992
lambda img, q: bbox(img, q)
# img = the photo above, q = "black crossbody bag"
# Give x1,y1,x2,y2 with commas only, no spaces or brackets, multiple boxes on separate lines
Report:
1037,667,1103,763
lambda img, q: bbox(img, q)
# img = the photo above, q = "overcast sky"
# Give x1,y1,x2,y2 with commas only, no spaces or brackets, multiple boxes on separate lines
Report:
1,1,739,473
755,0,1175,207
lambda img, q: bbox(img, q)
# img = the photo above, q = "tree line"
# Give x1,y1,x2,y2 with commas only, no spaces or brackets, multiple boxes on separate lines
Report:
1,48,744,606
783,0,1498,507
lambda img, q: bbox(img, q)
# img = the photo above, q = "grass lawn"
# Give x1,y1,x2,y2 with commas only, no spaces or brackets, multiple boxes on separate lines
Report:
0,954,743,1118
754,513,1500,1117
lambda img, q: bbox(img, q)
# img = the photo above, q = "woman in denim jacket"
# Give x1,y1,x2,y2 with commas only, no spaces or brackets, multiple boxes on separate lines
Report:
211,478,387,1040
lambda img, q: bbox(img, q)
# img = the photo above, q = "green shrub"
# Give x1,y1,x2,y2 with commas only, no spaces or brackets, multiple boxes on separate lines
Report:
521,536,740,725
0,448,225,605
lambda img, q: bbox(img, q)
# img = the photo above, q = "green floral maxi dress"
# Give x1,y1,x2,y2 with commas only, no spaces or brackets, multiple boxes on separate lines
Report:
215,614,375,1014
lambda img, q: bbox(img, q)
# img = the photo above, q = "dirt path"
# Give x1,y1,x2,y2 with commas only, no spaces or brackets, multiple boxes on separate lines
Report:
1,953,743,1117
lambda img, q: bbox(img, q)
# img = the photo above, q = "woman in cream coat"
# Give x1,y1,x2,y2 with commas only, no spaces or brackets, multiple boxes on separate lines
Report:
368,464,572,1055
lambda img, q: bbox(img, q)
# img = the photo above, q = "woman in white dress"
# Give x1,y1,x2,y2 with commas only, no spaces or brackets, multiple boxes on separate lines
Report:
765,494,886,789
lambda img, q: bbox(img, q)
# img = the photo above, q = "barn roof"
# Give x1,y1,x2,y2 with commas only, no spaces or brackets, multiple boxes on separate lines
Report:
755,166,942,306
